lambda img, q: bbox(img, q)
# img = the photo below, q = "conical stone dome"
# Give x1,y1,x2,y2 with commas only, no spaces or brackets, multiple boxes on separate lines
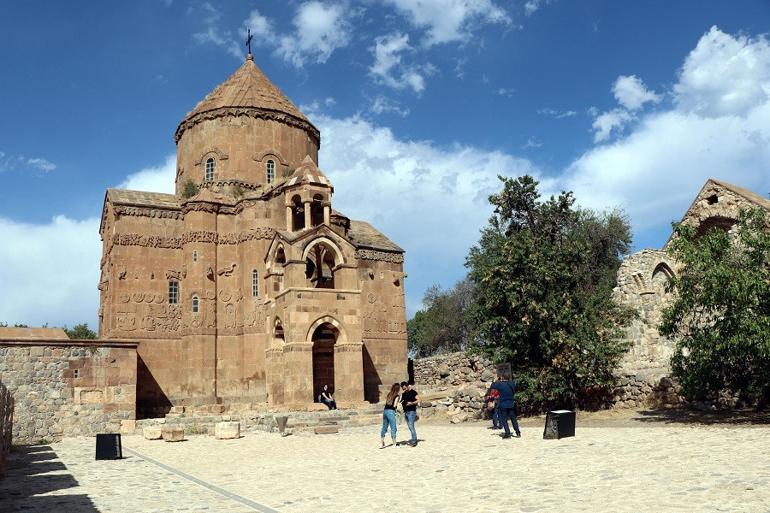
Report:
174,56,319,144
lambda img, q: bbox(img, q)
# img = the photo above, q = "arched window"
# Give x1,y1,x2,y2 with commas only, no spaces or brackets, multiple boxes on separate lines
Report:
311,194,324,226
191,294,200,313
266,160,275,184
305,242,337,289
168,281,179,304
205,158,215,181
276,246,286,265
252,270,259,298
291,195,305,231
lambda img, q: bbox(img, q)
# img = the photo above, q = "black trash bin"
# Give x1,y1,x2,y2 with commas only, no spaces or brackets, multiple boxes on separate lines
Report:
95,433,123,460
543,410,576,439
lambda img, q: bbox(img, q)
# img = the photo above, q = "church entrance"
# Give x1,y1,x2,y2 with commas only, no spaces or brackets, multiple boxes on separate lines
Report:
311,323,338,402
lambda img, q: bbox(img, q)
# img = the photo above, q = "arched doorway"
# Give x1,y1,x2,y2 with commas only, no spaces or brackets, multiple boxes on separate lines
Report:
311,323,338,402
305,241,338,289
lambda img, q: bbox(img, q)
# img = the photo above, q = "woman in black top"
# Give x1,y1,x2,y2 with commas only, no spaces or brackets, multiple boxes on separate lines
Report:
319,384,337,410
380,383,401,448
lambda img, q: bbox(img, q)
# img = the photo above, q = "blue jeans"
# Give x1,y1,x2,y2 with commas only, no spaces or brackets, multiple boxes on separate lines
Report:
492,407,501,428
381,410,397,440
405,410,417,442
499,406,521,437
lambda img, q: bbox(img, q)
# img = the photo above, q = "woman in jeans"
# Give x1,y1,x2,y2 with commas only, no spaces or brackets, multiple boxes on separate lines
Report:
380,383,401,448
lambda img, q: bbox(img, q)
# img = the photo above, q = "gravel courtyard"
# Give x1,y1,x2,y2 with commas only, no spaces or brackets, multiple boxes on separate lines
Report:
1,411,769,513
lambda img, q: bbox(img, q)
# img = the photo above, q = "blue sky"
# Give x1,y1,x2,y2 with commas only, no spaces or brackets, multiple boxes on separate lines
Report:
1,0,769,328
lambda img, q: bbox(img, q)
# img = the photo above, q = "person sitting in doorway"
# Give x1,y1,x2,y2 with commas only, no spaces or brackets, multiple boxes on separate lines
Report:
319,384,337,410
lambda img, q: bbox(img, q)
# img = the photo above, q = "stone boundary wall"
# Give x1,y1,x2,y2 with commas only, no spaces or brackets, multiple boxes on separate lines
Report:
0,339,138,444
412,352,683,423
412,352,496,390
0,382,11,478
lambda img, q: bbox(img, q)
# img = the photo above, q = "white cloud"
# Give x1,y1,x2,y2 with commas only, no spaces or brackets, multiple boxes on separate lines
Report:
0,155,177,328
675,26,770,117
613,75,661,111
192,2,242,60
314,113,540,313
564,26,770,238
0,215,101,328
370,95,411,117
523,137,542,149
369,33,431,93
524,0,555,16
384,0,511,46
538,107,577,119
244,9,271,41
0,152,57,173
590,76,659,142
118,154,176,193
591,108,633,143
498,87,515,97
26,157,56,172
277,1,353,67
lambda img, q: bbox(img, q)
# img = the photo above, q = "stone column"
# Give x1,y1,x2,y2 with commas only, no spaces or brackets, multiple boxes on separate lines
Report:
323,203,330,226
303,201,311,230
286,206,292,231
264,347,285,406
333,342,365,405
281,342,314,406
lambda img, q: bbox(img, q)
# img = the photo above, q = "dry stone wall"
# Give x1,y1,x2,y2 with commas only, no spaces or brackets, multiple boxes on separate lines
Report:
412,352,683,423
0,340,137,444
412,352,496,389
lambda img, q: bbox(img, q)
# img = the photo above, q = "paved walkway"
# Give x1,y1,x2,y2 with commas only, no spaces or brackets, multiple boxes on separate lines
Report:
1,415,769,512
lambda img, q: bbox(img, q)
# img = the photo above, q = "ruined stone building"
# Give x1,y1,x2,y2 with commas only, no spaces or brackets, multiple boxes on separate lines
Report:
98,54,407,417
614,179,770,378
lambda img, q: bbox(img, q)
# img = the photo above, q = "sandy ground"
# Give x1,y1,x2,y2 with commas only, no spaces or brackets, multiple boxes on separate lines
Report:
2,410,770,513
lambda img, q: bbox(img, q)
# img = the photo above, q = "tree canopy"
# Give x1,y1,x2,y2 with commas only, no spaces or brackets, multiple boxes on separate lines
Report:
63,323,98,340
466,175,633,408
407,279,474,357
660,208,770,404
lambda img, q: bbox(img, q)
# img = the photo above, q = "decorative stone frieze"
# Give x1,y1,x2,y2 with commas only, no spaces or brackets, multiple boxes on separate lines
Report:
114,205,183,220
175,107,320,146
355,249,404,263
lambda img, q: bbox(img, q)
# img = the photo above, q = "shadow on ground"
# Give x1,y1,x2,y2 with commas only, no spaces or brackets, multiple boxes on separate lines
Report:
632,407,770,426
0,444,100,513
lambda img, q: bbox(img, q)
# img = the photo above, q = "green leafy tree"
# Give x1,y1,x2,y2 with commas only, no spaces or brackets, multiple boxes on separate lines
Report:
407,279,474,357
660,208,770,405
466,175,633,409
63,323,98,340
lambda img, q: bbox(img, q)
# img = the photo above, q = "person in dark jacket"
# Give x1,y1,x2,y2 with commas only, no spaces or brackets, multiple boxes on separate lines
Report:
490,372,521,439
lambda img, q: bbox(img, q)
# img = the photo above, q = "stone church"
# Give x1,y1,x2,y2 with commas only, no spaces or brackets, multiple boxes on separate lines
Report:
98,54,407,416
614,178,770,378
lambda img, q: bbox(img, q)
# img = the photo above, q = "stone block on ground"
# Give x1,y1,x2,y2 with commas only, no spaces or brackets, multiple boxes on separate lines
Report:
143,426,163,440
314,425,339,435
162,427,185,442
215,421,241,440
120,420,136,435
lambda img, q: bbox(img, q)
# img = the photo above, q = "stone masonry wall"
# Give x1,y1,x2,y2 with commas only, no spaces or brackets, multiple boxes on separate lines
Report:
0,382,11,478
613,249,679,375
412,352,496,390
412,352,682,423
0,340,138,444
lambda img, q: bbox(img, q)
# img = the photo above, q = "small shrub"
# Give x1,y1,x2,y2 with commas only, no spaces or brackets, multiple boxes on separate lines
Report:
182,180,198,199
